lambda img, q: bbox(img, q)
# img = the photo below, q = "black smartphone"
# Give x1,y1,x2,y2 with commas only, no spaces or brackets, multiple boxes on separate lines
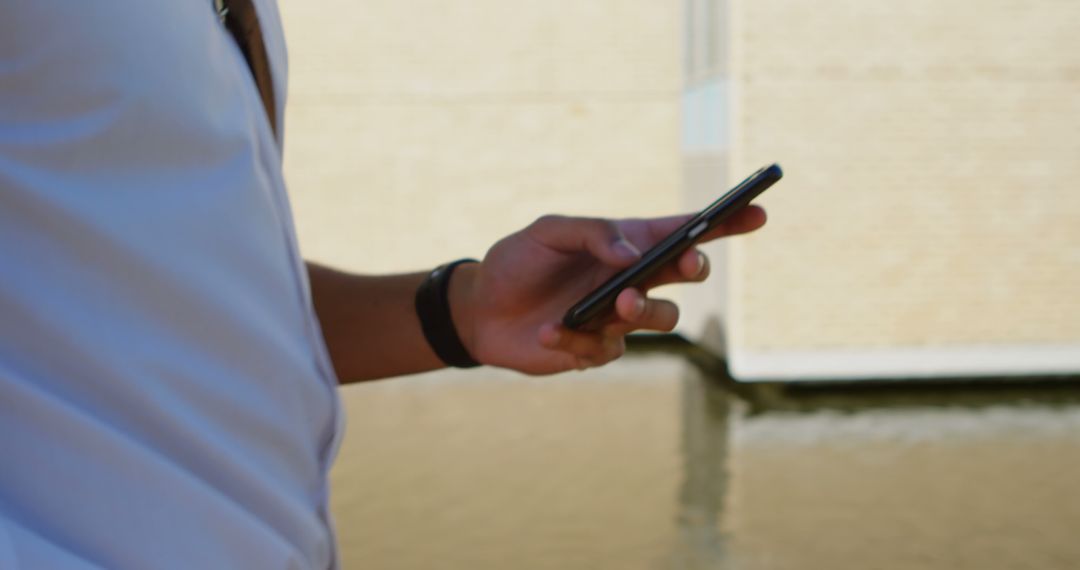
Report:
562,163,783,330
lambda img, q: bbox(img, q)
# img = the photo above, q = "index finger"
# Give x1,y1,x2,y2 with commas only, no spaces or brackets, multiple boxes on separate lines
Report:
624,205,768,246
697,205,767,243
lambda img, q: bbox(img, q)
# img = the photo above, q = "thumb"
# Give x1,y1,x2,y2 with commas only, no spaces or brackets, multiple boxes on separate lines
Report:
526,215,642,267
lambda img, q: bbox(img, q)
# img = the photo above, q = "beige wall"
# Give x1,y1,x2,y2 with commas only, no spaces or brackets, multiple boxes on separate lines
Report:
279,0,682,274
274,6,1080,569
281,0,1080,367
728,0,1080,377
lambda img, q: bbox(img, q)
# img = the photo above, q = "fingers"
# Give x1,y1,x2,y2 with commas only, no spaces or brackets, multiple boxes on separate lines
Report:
637,247,710,290
538,323,626,369
639,205,767,244
679,248,710,282
634,206,762,289
523,207,765,272
526,215,642,267
699,205,767,242
612,288,679,332
536,289,679,371
608,206,762,289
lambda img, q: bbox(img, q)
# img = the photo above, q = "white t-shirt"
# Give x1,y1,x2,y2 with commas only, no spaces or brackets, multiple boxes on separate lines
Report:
0,1,344,568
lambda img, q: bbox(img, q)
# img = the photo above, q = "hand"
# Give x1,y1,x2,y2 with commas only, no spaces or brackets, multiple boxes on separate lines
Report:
448,206,767,375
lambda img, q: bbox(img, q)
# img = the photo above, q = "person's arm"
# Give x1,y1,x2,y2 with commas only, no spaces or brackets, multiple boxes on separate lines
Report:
307,266,444,383
308,206,767,383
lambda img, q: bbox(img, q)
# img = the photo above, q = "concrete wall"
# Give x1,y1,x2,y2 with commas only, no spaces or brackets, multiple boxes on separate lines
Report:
280,0,1080,371
677,0,733,338
727,0,1080,378
279,0,682,274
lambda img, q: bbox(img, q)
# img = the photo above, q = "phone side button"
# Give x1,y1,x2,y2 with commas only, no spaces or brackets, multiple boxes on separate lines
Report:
687,221,708,240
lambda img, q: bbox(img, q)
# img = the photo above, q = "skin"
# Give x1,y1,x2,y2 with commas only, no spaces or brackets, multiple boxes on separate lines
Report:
309,206,767,382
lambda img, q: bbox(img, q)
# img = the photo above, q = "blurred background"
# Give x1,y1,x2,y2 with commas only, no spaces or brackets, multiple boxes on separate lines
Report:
279,0,1080,568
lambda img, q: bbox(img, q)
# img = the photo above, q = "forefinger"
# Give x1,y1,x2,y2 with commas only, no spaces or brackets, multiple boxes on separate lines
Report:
626,205,767,247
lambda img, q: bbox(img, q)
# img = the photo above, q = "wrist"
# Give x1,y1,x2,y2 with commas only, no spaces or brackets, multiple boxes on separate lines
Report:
413,258,482,368
446,260,481,364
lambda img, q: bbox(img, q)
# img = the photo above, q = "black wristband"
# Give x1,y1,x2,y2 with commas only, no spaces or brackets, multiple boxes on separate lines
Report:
415,258,482,368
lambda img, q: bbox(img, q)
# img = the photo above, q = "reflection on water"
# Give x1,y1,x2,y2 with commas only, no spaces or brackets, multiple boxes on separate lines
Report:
673,364,731,570
726,405,1080,570
330,354,1080,570
330,356,713,570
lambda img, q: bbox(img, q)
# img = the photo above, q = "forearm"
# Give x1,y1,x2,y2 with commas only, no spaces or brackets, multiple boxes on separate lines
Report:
307,262,473,383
